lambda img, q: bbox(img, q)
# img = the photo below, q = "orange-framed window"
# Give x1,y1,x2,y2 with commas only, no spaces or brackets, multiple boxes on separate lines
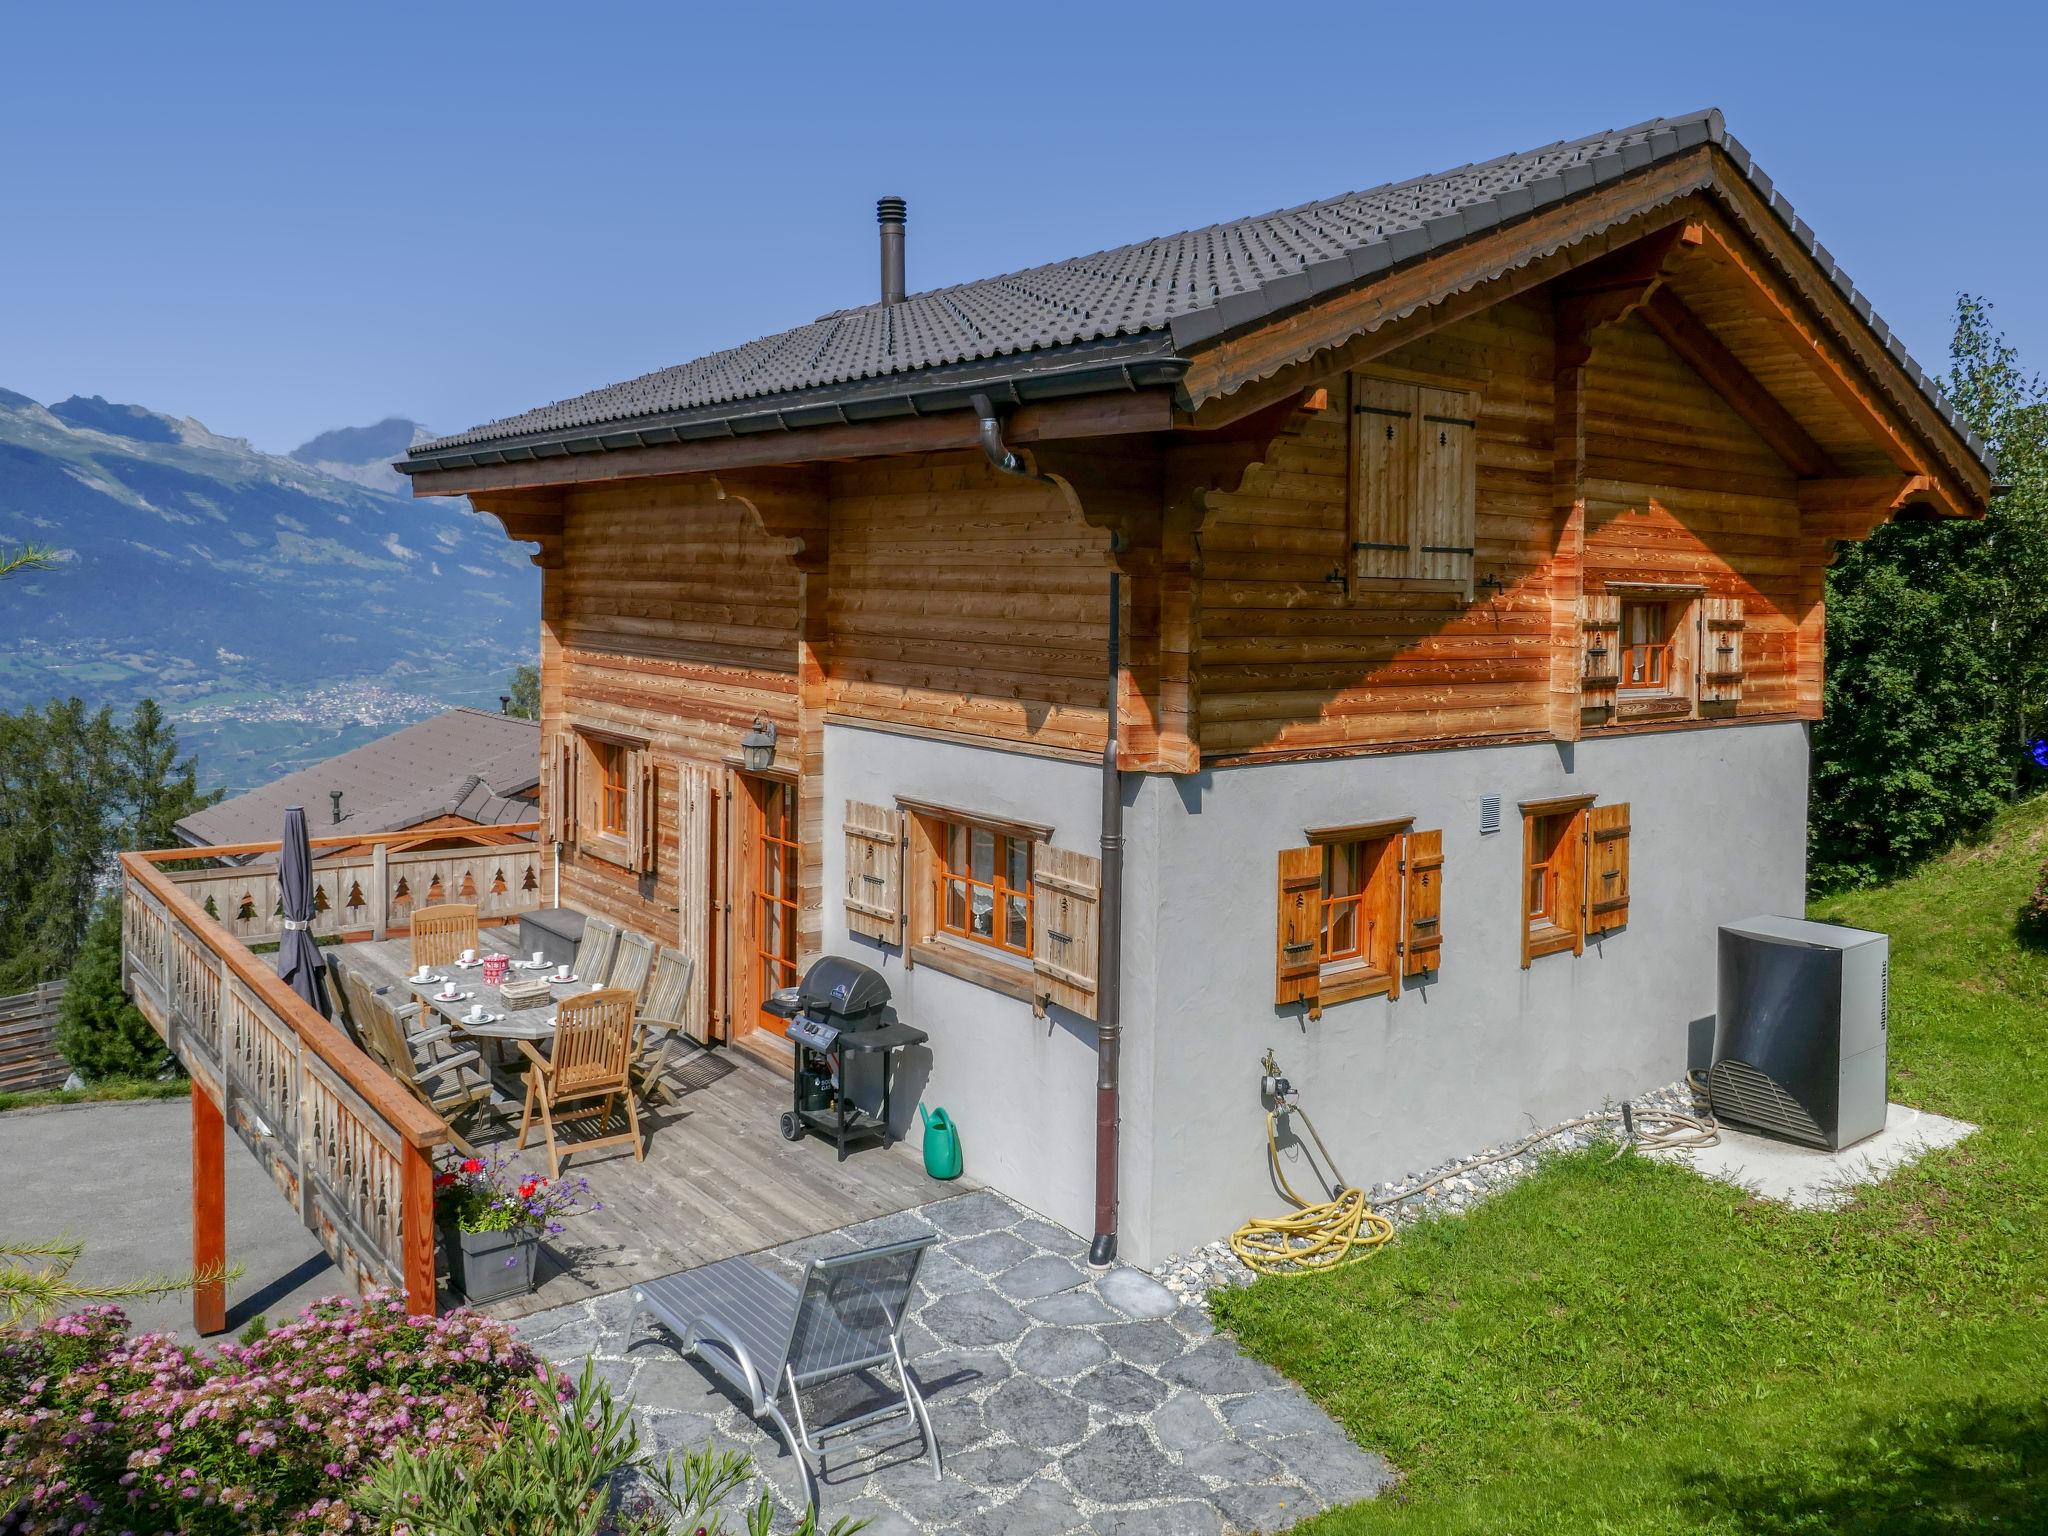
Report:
938,819,1033,957
593,739,628,836
1319,833,1399,974
1526,811,1575,933
1620,601,1672,692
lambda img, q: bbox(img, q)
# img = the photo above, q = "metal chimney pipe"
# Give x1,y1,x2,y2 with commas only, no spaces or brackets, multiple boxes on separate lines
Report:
329,789,343,825
877,197,907,305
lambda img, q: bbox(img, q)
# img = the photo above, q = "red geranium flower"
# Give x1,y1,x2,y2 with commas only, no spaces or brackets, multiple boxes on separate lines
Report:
433,1173,456,1189
460,1158,485,1175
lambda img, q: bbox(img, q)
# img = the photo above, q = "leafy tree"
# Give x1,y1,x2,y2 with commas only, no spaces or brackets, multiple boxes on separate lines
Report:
1810,297,2048,889
506,661,540,720
55,893,168,1080
0,698,218,992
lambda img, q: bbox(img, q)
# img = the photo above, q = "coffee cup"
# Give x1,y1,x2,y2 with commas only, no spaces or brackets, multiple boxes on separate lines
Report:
590,981,602,991
460,948,476,965
531,951,545,967
555,964,571,980
413,966,432,983
468,1003,485,1022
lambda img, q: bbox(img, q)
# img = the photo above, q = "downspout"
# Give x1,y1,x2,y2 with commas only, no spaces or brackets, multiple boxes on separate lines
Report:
971,393,1124,1269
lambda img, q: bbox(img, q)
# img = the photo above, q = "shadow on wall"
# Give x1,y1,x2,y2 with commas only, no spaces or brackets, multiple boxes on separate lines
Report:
1688,1013,1716,1074
1679,1399,2048,1534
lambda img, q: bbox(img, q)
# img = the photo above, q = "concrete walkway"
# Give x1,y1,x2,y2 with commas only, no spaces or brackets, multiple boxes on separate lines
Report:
522,1190,1394,1534
0,1097,336,1339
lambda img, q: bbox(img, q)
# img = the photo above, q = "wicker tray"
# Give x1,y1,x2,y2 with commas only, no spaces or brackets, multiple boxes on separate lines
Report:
499,977,554,1012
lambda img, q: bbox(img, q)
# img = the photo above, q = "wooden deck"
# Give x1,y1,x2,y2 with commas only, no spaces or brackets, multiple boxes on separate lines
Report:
325,937,952,1321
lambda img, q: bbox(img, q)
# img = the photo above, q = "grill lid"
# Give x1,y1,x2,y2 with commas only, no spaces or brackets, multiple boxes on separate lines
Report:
793,954,892,1019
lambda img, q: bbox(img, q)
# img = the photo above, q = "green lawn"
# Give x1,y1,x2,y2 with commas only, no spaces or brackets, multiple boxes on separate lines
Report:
1213,796,2048,1533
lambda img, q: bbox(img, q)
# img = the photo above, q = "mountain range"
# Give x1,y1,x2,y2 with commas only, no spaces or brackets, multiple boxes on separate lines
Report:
0,393,539,797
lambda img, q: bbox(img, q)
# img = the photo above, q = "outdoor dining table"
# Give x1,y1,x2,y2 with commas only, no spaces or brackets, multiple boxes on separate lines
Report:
344,930,599,1068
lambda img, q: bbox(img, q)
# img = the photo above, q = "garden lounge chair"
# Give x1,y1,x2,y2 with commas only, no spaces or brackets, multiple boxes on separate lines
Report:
629,1234,940,1513
410,902,479,971
516,986,641,1177
573,913,619,986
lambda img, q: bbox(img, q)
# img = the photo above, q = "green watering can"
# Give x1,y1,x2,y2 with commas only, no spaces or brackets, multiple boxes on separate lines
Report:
919,1104,962,1181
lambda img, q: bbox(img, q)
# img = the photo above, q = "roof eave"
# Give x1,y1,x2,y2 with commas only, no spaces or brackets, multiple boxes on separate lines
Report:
398,338,1188,477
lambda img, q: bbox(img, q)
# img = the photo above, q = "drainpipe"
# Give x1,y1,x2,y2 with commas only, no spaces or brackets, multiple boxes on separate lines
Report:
970,395,1124,1268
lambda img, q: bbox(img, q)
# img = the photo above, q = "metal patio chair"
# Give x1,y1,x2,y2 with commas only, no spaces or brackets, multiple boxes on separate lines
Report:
628,1234,940,1512
573,913,619,985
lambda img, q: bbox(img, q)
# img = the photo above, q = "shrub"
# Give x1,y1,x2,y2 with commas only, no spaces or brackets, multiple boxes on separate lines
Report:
0,1292,557,1533
2020,857,2048,944
55,892,174,1082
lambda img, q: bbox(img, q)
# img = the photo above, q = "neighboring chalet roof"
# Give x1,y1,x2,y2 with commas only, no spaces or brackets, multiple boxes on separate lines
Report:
175,707,540,851
399,109,1990,480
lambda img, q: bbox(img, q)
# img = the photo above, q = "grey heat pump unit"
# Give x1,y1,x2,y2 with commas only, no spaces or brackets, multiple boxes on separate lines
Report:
1711,916,1888,1152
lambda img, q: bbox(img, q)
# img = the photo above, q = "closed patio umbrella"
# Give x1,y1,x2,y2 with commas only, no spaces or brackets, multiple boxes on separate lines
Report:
277,805,329,1017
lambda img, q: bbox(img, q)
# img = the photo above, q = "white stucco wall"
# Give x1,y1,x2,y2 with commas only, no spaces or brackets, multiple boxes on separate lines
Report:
820,722,1112,1242
1126,720,1811,1266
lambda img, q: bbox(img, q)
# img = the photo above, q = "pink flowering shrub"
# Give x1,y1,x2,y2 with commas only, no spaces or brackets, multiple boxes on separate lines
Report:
0,1290,563,1534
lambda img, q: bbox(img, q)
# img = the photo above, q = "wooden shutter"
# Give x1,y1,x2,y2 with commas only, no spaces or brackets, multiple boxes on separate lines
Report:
672,759,718,1042
1416,387,1478,590
547,733,578,844
629,754,658,873
1699,596,1746,711
1352,377,1416,582
1585,801,1631,935
843,800,904,944
1400,828,1444,977
1580,593,1621,726
1275,845,1323,1017
1032,845,1101,1019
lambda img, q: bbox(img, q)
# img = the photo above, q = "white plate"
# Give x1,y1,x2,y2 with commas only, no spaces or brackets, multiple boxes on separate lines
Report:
547,974,579,985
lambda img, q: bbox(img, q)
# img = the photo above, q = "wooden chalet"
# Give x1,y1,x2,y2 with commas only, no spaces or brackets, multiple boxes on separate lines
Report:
384,110,1993,1268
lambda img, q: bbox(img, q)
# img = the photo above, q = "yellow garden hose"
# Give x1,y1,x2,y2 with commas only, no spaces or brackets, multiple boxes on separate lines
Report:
1228,1099,1394,1275
1228,1062,1718,1277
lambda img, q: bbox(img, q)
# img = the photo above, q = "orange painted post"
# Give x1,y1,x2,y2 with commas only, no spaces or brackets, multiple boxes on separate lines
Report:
399,1146,438,1317
190,1084,227,1335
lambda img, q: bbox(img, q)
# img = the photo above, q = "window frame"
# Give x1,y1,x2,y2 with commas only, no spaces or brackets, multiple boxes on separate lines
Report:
593,738,629,837
569,727,647,869
936,818,1035,960
1618,600,1674,694
900,800,1054,1006
1305,817,1412,1006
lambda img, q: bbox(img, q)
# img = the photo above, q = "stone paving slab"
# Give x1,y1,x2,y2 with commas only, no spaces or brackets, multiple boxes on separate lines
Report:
521,1190,1394,1532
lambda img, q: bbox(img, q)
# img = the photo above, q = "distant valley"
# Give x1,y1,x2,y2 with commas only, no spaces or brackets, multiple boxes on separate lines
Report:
0,393,538,797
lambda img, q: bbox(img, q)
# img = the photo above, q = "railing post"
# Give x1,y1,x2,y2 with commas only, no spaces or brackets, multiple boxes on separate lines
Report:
191,1081,228,1336
370,841,389,940
400,1143,437,1316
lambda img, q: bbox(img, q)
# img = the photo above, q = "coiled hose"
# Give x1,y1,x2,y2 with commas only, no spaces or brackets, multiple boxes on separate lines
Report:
1228,1067,1719,1276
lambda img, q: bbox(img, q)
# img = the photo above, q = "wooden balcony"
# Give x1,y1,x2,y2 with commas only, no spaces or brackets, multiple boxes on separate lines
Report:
118,826,549,1319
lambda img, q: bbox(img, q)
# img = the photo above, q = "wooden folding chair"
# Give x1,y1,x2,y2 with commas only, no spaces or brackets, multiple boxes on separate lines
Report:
355,981,496,1157
325,951,364,1049
573,914,619,985
517,987,642,1177
631,947,697,1105
609,929,655,1003
411,903,479,971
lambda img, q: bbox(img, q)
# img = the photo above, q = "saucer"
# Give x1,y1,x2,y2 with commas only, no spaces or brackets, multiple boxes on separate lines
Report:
435,989,473,1003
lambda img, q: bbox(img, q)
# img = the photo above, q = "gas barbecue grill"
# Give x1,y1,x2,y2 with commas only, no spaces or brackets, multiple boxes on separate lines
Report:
765,955,928,1161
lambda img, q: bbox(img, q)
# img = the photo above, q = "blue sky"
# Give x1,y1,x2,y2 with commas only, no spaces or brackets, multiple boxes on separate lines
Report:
2,1,2040,454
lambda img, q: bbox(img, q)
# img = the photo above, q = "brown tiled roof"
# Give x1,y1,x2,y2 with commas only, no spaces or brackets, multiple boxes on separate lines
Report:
401,110,1988,475
176,707,540,850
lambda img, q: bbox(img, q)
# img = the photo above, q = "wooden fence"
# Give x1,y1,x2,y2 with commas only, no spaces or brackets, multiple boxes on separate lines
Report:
119,823,546,1316
0,981,69,1092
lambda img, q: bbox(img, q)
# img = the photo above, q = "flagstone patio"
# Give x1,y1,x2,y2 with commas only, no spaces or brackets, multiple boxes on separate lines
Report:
519,1189,1395,1534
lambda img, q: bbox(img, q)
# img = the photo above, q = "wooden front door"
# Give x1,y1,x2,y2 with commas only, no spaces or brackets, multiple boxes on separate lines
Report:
732,774,800,1052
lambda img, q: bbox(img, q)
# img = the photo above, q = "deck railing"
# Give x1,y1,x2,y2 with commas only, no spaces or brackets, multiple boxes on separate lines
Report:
118,823,546,1316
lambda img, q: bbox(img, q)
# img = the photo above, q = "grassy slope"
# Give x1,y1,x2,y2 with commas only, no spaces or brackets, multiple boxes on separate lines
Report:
1213,796,2048,1533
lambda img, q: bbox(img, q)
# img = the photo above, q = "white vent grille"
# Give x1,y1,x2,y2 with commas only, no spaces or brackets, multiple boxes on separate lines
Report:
1479,794,1502,835
1709,1058,1827,1148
